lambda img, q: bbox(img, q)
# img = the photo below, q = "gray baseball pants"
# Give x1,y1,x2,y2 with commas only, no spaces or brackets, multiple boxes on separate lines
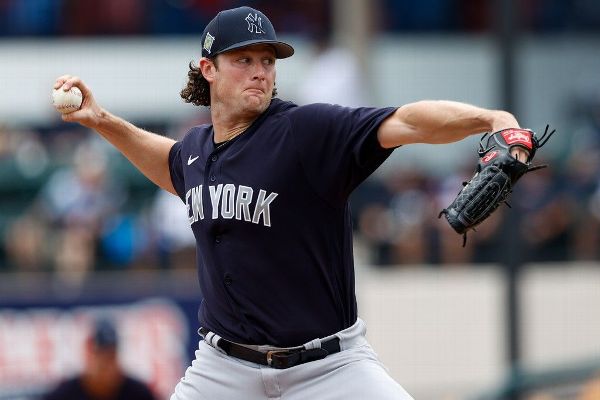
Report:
170,318,414,400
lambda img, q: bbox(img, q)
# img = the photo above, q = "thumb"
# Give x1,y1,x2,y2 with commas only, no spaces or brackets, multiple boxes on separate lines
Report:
61,111,77,123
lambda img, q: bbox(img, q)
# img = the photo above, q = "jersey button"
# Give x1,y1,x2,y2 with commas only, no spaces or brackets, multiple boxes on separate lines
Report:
210,175,216,182
215,235,222,244
224,274,233,286
211,155,218,162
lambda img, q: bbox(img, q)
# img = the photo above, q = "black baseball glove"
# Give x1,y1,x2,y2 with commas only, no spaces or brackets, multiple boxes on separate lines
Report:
439,125,555,246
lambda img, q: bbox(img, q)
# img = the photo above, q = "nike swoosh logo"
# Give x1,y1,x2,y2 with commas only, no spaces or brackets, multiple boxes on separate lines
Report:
187,155,200,166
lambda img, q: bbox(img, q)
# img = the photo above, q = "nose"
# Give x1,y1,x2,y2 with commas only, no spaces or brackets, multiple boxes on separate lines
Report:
252,62,267,81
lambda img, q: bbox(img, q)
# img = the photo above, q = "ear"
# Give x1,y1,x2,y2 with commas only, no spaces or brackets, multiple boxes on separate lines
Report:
199,57,216,83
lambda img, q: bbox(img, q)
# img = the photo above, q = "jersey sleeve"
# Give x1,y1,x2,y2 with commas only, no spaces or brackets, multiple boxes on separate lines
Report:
287,103,397,205
168,141,186,202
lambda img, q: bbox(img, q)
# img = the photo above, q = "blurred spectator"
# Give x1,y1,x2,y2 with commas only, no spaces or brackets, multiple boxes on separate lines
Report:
515,164,573,263
38,139,120,230
42,318,156,400
0,124,11,159
385,169,436,265
352,177,394,265
4,138,128,281
4,211,48,271
566,149,600,260
40,139,126,275
13,130,49,179
1,129,51,271
356,169,439,266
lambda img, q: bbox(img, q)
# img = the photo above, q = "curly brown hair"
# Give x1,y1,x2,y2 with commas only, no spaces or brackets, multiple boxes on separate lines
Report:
180,57,278,107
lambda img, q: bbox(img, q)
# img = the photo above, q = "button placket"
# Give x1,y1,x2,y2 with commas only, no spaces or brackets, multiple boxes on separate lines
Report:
206,152,218,183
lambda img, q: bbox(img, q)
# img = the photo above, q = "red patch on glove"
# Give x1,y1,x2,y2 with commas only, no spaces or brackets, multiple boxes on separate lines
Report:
481,150,499,164
501,129,533,150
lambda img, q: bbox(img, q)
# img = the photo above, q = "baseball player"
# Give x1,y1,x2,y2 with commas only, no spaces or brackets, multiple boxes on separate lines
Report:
53,6,529,400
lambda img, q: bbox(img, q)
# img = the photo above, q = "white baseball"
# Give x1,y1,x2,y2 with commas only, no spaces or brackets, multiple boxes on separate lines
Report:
52,86,83,114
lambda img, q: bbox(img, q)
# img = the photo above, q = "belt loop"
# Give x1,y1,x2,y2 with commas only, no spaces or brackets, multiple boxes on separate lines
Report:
206,332,221,348
304,338,322,350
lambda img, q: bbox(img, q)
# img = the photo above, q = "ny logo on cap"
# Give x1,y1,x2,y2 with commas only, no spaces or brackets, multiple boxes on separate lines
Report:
245,13,265,34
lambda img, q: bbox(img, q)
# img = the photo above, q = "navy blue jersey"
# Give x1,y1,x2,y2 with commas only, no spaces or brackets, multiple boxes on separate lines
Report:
169,99,396,347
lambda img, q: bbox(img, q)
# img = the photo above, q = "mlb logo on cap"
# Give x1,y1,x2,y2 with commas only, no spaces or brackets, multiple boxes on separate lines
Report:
200,6,294,59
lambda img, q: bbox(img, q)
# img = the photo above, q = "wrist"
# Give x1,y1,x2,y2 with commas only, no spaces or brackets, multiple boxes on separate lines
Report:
91,107,111,130
491,110,520,131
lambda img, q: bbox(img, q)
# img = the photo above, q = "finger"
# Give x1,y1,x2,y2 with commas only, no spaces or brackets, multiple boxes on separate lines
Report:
511,147,529,162
61,76,81,91
512,150,522,162
53,75,73,90
62,76,92,98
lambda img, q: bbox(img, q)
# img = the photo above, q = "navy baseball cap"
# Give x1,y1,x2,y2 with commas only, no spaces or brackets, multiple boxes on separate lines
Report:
91,318,119,349
201,6,294,59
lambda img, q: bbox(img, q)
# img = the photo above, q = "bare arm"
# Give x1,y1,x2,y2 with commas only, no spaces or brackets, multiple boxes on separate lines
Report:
378,100,519,145
377,100,529,161
54,75,177,195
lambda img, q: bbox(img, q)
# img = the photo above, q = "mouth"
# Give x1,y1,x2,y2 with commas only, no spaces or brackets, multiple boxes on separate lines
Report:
244,88,265,95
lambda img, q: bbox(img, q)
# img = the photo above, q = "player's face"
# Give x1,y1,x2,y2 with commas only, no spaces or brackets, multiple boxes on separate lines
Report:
211,45,276,117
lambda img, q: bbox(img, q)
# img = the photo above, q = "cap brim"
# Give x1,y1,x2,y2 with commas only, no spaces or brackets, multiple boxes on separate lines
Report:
217,39,294,59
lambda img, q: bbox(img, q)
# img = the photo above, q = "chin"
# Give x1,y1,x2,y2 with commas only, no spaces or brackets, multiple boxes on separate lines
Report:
245,96,270,113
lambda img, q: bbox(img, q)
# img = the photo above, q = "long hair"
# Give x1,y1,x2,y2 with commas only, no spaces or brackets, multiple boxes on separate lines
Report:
180,58,278,107
180,61,211,107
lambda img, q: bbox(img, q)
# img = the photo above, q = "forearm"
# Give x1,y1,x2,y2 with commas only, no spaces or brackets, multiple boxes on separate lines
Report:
378,100,519,148
94,109,177,194
53,75,179,195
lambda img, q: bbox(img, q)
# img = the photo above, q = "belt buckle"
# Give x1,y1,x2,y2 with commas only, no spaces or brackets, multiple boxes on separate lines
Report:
266,350,289,368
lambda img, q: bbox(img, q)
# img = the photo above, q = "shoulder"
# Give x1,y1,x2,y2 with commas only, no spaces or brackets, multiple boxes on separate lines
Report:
180,124,212,143
287,102,344,115
172,124,213,160
282,102,347,128
286,103,396,130
267,99,349,119
43,377,83,399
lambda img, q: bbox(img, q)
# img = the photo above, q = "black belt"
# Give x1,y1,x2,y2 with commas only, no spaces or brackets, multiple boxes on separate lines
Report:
199,328,341,369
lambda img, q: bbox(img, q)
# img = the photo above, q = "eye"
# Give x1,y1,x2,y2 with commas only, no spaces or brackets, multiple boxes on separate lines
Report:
238,57,250,64
263,58,275,65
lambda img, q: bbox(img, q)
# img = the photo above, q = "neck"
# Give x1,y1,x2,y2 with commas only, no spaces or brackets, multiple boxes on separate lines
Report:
210,104,260,143
210,96,274,143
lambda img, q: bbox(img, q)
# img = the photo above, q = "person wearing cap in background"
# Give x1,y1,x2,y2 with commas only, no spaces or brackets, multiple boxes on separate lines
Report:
53,5,527,400
42,318,156,400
